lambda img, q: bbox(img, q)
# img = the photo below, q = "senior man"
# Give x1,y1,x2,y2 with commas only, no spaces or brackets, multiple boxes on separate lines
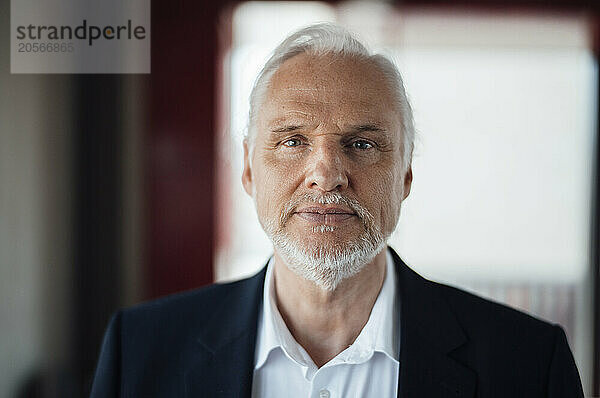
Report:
90,24,583,397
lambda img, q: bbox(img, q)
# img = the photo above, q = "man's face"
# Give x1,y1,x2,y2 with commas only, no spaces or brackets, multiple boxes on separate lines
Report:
242,53,412,287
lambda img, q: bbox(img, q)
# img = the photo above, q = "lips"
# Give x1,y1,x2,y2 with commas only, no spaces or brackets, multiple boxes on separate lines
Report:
294,206,357,224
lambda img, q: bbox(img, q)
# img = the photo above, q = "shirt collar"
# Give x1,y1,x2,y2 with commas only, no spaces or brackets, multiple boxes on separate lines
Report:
254,247,399,371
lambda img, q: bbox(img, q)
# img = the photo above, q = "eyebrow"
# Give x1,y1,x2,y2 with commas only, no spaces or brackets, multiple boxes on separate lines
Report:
348,124,388,134
269,124,305,133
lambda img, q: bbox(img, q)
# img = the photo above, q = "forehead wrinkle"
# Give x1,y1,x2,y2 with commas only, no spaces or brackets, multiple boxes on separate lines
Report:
282,87,319,92
266,103,395,136
274,89,387,117
267,109,316,125
263,99,326,125
274,86,329,103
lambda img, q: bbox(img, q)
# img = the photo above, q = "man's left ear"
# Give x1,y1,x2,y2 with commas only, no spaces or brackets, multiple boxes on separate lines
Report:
402,166,413,200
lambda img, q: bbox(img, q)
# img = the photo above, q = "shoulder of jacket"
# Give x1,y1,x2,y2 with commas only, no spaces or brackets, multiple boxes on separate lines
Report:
428,279,558,337
118,269,264,328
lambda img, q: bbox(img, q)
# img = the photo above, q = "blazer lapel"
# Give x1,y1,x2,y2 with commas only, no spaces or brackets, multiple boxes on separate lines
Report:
390,249,477,398
185,251,477,397
185,266,267,398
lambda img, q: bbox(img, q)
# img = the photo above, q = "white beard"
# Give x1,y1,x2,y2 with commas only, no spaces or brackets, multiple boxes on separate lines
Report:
261,192,388,291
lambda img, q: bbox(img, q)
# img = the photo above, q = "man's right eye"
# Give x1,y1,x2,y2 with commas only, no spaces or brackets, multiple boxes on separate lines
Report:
282,138,302,147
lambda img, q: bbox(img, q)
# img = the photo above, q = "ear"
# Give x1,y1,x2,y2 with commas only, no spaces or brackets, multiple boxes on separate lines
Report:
402,166,413,201
241,139,254,197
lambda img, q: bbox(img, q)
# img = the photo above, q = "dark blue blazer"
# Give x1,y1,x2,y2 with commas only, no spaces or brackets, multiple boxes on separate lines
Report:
90,249,584,397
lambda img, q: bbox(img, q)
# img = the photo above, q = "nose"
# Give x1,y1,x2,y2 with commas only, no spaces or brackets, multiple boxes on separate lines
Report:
304,140,349,192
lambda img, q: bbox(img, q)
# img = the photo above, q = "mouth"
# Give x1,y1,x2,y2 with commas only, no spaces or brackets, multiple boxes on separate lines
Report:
294,206,357,224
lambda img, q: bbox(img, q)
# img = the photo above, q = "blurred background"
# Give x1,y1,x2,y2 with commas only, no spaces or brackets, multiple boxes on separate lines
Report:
1,0,599,397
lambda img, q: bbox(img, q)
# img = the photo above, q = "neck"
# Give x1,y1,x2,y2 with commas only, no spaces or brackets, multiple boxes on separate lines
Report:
272,247,387,367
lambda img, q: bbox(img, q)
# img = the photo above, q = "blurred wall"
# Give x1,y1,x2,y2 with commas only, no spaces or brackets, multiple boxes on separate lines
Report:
0,1,148,394
0,1,74,396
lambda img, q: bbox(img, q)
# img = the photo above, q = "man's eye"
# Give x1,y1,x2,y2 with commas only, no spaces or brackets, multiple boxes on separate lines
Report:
352,140,373,150
282,138,302,147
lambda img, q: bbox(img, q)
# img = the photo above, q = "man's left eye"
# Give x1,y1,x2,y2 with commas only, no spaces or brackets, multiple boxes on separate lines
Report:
352,140,373,150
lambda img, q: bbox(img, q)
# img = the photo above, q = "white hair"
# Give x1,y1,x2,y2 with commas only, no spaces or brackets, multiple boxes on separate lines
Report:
246,22,415,171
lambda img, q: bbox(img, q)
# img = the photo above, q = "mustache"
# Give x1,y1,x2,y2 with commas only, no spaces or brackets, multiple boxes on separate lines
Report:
279,192,374,229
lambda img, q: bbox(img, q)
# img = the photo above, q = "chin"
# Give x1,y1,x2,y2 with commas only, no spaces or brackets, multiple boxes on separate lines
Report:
269,230,386,291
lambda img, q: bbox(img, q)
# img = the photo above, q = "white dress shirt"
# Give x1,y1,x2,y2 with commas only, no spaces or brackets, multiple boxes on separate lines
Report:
252,249,400,398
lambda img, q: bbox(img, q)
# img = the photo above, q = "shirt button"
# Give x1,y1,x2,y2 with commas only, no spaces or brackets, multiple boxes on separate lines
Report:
319,389,331,398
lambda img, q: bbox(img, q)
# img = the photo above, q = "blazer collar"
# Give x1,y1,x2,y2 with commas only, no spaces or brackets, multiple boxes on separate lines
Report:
391,248,476,398
186,249,476,398
186,264,267,398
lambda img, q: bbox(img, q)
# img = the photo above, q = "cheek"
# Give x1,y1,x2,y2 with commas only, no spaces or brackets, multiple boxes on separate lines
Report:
356,164,403,234
253,156,303,218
